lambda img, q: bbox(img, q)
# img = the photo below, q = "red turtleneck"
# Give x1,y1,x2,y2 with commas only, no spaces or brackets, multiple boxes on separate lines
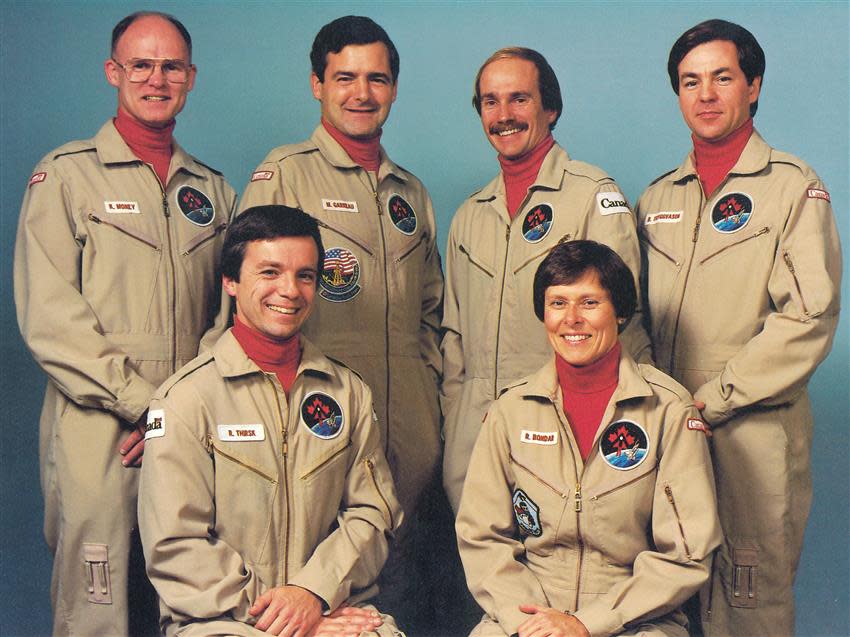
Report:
692,118,753,198
498,134,555,218
232,316,301,395
322,118,382,173
556,341,621,461
114,107,174,187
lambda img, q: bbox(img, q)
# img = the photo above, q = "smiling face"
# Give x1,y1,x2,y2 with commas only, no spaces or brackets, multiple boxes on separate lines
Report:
311,42,397,139
223,236,319,341
477,56,556,160
105,14,195,128
677,39,760,143
543,269,621,367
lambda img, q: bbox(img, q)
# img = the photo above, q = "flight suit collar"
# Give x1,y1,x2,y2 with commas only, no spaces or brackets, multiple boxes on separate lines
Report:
517,349,653,405
310,124,409,183
665,128,772,184
474,142,569,204
93,119,210,180
213,329,336,380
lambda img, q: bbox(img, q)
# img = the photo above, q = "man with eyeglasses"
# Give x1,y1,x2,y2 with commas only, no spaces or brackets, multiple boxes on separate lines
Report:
13,11,235,635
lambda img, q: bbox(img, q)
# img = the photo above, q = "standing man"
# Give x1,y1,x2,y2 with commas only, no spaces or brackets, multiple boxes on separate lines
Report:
139,206,403,637
14,12,236,635
237,15,443,625
637,19,841,636
442,47,651,512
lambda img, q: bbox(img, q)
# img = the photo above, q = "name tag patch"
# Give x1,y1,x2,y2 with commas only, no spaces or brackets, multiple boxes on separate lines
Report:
104,201,140,214
145,409,165,440
807,188,830,202
322,198,359,213
644,211,682,225
520,430,558,445
217,424,265,441
28,172,47,187
596,192,630,215
251,170,274,182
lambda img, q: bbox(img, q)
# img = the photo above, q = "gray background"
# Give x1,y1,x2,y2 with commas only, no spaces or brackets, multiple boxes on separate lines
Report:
1,1,847,635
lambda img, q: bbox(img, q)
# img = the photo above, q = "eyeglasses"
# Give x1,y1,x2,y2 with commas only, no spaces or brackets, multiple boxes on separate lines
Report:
111,57,192,83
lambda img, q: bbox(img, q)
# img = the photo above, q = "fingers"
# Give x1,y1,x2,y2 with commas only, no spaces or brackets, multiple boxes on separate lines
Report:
519,603,545,614
119,428,145,467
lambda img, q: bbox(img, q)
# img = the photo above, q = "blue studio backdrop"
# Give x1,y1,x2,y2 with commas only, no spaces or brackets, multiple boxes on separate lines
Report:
1,2,848,635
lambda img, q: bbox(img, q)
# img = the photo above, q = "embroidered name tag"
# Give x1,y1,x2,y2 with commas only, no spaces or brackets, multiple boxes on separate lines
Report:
322,198,359,213
217,424,265,441
596,192,630,215
520,430,558,445
251,170,274,182
145,409,165,440
104,201,140,214
807,188,830,202
644,211,683,225
687,418,708,433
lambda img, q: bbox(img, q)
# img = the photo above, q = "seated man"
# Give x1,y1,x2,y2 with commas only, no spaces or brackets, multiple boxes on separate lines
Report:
139,205,404,637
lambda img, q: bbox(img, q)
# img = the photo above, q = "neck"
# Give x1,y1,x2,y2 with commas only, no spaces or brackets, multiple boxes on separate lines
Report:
555,341,621,393
113,107,175,186
692,118,753,197
231,315,301,369
322,118,382,173
498,134,555,218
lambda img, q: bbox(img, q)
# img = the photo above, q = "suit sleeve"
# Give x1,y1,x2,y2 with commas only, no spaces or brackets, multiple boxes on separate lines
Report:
288,381,402,611
573,403,722,637
418,193,444,385
693,179,842,425
138,393,263,626
439,216,465,425
456,405,549,635
13,161,155,422
584,182,654,365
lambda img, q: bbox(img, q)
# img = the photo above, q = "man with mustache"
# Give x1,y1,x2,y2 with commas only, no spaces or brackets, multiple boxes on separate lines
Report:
636,19,841,636
13,11,236,635
442,47,651,513
234,15,444,627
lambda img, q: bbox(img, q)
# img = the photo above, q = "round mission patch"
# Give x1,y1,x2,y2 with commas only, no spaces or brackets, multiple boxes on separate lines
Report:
387,194,417,235
320,247,361,302
521,203,553,243
300,392,344,439
711,192,753,234
175,186,215,227
598,419,649,470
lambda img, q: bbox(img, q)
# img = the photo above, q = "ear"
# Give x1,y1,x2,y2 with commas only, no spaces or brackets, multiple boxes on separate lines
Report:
545,109,557,126
391,77,398,103
748,75,762,105
185,64,197,93
222,276,238,298
310,72,323,102
104,58,121,88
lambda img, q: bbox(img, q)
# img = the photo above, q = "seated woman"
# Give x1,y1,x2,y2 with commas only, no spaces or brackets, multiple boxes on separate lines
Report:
456,240,721,637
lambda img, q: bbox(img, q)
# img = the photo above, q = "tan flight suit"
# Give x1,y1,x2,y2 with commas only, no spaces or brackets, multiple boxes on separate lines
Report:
442,143,653,512
636,130,842,636
13,120,236,636
457,354,721,637
236,125,443,517
138,331,404,636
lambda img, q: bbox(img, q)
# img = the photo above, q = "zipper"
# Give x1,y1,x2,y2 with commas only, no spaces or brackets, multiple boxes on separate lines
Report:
641,236,680,266
664,484,692,558
458,243,495,276
668,194,705,371
493,225,511,399
365,457,395,529
370,178,392,455
265,376,291,581
691,213,703,243
161,188,178,374
209,439,278,483
589,469,654,501
699,226,770,264
315,219,375,256
783,251,810,315
300,441,351,481
182,221,227,256
509,455,569,499
87,213,160,251
395,234,426,263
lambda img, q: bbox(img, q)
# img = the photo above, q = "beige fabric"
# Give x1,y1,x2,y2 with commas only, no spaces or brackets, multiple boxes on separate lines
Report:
456,354,720,637
441,144,652,512
138,332,403,635
636,130,842,636
13,120,236,636
227,125,443,516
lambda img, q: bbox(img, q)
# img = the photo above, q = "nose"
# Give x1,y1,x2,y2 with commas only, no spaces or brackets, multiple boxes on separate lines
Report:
698,81,716,102
563,303,583,325
147,63,167,87
353,76,370,101
276,273,299,298
496,100,511,121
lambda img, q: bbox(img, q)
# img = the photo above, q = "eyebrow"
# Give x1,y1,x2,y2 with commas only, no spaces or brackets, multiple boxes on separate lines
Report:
480,90,532,100
680,66,733,78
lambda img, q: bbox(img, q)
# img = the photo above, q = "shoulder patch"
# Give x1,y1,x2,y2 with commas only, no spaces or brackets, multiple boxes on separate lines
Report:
807,188,830,202
251,170,274,182
596,191,631,215
145,409,166,440
686,417,709,434
28,172,47,187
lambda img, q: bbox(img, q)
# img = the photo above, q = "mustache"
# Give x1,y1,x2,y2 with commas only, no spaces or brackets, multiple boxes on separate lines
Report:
489,120,528,135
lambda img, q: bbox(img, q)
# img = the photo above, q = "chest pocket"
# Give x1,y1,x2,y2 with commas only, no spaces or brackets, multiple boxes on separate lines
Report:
509,454,571,556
